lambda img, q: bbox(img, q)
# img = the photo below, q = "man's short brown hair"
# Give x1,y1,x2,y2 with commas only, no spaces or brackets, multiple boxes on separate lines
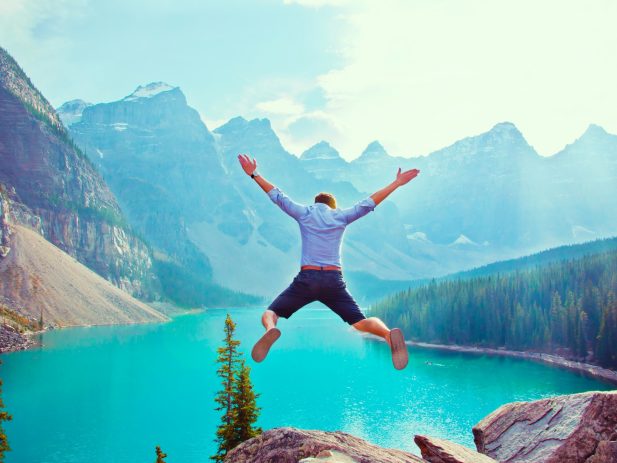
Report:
314,192,337,209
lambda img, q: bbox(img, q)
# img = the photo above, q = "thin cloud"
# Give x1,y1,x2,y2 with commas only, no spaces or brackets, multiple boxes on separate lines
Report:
256,96,305,116
311,0,617,158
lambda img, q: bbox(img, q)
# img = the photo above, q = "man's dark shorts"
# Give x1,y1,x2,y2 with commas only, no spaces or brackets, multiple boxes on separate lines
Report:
268,270,367,325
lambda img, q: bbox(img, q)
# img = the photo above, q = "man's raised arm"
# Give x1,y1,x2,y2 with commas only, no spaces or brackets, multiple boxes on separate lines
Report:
370,167,420,206
238,153,274,193
339,167,420,224
238,153,307,220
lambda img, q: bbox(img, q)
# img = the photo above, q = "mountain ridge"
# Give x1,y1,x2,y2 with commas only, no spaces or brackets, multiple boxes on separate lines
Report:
58,80,617,299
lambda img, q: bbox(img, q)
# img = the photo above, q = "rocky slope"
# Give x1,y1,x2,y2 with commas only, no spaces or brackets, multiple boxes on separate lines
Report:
414,435,497,463
0,46,156,298
225,391,617,463
0,223,167,327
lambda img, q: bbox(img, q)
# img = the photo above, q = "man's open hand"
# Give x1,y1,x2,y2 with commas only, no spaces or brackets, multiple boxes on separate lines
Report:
394,168,420,186
238,153,257,176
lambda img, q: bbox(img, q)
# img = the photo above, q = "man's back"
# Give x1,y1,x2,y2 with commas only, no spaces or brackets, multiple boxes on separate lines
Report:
267,187,376,268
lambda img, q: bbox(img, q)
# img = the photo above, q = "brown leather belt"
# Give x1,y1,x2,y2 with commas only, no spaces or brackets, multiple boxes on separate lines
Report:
301,265,342,271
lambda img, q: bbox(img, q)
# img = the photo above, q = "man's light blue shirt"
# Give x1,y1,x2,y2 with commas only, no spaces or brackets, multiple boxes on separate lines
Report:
267,187,376,268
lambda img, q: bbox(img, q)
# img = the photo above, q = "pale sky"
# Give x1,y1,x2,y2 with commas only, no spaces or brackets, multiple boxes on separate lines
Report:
1,0,616,159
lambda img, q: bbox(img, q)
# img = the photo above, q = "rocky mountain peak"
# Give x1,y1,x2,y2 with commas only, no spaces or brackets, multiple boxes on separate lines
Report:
123,82,178,101
482,121,529,146
72,82,203,134
300,141,343,161
214,117,281,149
554,123,616,161
580,123,610,140
489,121,520,133
432,121,534,161
356,140,389,162
57,99,92,127
215,116,273,133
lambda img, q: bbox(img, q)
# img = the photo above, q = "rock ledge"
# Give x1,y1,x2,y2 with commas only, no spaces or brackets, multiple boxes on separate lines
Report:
224,427,424,463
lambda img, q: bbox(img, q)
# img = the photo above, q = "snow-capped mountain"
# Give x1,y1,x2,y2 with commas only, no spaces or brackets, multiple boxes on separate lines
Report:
123,82,177,101
57,99,92,126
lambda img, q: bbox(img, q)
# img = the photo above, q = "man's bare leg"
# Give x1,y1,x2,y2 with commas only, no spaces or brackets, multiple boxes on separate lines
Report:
352,317,391,344
262,309,279,331
252,310,282,362
353,317,409,370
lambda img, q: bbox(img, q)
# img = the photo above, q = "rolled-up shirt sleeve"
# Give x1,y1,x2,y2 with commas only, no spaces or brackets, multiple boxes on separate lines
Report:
340,197,376,224
267,187,308,221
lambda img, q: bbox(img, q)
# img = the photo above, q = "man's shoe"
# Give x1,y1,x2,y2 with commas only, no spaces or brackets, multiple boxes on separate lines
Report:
389,328,409,370
251,328,281,362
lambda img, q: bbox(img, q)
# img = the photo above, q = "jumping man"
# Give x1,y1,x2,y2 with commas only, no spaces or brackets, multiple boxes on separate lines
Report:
238,154,420,370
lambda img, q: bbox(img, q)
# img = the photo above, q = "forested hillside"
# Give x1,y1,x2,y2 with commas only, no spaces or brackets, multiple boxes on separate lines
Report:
371,247,617,369
452,236,617,280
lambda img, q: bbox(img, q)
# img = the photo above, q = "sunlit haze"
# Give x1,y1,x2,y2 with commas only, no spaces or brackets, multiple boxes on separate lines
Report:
1,0,616,159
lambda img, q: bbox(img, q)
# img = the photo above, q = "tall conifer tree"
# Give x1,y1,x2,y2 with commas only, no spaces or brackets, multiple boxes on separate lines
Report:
155,446,167,463
212,314,241,462
211,314,261,461
232,360,262,443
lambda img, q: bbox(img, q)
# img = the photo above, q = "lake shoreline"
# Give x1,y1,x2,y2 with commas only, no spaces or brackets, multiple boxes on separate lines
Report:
409,341,617,386
0,304,207,354
0,323,38,353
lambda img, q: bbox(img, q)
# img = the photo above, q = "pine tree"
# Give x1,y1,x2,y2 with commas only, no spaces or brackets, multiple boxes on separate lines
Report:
155,446,167,463
211,314,242,462
576,310,589,359
595,307,610,365
232,360,262,443
0,361,12,462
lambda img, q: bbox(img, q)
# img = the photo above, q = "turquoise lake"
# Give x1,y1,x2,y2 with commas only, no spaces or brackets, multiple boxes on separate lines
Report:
2,306,614,462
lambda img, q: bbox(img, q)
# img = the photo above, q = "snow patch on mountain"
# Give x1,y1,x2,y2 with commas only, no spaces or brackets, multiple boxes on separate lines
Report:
407,231,431,243
57,99,92,127
124,82,176,101
450,234,477,246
